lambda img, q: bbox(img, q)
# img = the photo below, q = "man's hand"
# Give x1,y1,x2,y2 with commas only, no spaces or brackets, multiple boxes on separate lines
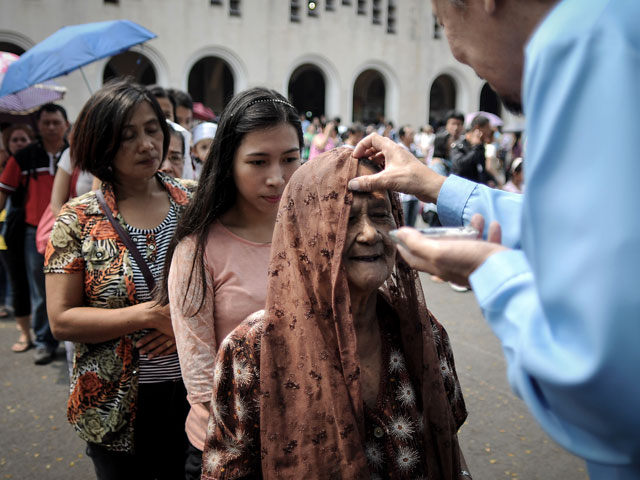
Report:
395,214,507,286
349,133,446,203
469,128,484,146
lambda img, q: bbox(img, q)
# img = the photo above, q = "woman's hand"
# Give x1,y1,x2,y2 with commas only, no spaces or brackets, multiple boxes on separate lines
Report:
139,302,174,337
349,133,446,203
136,330,177,358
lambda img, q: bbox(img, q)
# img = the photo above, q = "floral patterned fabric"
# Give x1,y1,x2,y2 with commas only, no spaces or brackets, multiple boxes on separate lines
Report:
203,300,465,479
202,148,467,479
43,173,196,452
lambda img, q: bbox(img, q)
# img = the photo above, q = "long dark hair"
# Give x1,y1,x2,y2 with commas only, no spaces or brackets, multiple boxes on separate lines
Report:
158,87,302,311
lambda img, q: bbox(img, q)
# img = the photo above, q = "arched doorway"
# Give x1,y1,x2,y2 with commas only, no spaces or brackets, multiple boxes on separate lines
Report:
288,64,325,119
429,74,457,126
103,51,156,85
188,56,234,117
352,69,385,124
479,82,502,116
0,42,25,55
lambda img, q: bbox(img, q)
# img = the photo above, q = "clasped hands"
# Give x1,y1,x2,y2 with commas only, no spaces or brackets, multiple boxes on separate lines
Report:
350,133,508,287
136,303,176,359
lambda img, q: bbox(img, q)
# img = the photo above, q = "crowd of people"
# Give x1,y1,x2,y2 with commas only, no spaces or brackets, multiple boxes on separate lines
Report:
0,82,475,479
300,110,525,230
2,0,638,479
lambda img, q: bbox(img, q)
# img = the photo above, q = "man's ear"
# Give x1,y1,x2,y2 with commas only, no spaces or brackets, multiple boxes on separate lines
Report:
483,0,496,15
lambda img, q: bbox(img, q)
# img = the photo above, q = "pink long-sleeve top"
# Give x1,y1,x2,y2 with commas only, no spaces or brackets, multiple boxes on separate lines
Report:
168,222,271,450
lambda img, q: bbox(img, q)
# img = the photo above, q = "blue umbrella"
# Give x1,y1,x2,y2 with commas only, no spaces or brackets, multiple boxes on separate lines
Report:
0,20,156,97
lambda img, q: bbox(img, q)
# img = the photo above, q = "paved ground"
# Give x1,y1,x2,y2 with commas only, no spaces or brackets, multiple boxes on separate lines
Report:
0,275,589,479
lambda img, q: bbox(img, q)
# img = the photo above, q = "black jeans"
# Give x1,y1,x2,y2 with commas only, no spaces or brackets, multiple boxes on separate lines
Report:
86,379,190,480
184,442,203,480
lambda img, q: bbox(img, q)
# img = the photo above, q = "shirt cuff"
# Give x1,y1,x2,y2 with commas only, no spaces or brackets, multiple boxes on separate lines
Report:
470,249,531,306
437,175,478,226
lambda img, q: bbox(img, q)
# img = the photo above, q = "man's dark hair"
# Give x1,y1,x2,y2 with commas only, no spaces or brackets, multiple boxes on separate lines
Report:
471,115,490,129
347,123,364,136
147,85,176,114
71,79,170,184
398,125,413,139
445,110,464,123
36,103,68,122
168,88,193,111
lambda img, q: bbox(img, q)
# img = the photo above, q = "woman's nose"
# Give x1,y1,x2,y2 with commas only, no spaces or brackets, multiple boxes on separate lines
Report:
266,165,285,187
356,218,378,244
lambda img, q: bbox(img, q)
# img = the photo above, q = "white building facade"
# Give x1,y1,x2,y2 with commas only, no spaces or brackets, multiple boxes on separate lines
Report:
0,0,510,127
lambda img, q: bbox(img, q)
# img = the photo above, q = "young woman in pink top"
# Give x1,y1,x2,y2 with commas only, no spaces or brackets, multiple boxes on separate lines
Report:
159,87,302,479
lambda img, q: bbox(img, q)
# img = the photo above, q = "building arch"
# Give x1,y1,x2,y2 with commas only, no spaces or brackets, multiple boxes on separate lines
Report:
350,61,399,125
187,56,235,116
97,44,169,89
103,51,157,86
0,30,34,55
479,82,502,117
352,69,386,124
184,47,247,95
284,54,339,118
288,64,326,119
427,68,470,126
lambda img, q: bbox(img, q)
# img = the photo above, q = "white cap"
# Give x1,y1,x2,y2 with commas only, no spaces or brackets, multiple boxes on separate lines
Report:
192,122,217,145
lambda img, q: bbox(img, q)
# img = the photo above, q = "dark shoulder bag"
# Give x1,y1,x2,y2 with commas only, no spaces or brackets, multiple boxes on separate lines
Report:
94,189,155,291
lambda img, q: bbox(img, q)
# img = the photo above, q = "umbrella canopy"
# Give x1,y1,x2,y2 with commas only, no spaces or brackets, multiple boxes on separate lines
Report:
0,20,156,97
0,51,66,115
465,111,503,128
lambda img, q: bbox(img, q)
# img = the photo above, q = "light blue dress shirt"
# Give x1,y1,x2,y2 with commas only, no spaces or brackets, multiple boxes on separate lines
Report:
437,1,640,478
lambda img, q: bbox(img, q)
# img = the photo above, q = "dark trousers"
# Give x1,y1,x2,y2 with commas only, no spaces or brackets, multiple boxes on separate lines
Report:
184,442,203,480
86,379,190,480
1,240,30,317
25,226,57,350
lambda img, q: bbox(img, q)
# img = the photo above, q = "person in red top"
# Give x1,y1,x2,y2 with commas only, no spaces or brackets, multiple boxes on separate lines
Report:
0,103,69,365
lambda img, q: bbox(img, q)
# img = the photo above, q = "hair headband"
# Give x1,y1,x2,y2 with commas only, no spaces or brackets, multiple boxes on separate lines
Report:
246,97,295,110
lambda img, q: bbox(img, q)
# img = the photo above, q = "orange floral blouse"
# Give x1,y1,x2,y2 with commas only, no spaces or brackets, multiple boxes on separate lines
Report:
43,173,196,452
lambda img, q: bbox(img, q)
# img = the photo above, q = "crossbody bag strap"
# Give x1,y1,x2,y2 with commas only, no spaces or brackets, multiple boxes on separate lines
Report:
94,189,156,291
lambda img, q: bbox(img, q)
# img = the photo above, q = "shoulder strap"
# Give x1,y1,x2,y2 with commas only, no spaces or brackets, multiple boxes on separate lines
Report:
68,167,80,199
94,189,156,291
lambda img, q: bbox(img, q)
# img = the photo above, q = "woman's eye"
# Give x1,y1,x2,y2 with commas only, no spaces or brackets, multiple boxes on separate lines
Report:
249,160,265,166
285,156,299,163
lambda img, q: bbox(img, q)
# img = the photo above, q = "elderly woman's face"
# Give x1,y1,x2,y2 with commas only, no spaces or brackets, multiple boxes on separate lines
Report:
343,164,397,296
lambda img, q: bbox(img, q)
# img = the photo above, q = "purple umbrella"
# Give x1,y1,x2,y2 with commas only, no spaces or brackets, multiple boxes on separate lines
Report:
0,51,66,116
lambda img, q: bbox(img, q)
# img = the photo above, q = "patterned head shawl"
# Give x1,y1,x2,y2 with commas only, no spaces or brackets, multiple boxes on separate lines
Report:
259,147,463,478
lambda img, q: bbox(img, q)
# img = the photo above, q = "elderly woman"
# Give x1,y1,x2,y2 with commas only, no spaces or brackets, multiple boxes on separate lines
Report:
202,148,469,479
44,80,195,479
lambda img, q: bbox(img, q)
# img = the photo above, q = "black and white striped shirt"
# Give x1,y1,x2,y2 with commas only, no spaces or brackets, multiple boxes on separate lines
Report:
127,199,182,384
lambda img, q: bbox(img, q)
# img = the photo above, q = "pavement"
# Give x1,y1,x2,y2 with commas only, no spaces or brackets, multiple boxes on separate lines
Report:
0,275,589,479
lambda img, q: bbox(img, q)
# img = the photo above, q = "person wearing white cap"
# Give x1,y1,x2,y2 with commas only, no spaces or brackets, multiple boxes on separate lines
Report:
502,157,524,194
190,122,217,181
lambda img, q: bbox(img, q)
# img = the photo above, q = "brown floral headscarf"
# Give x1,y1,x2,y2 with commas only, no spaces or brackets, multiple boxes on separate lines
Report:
259,147,465,479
